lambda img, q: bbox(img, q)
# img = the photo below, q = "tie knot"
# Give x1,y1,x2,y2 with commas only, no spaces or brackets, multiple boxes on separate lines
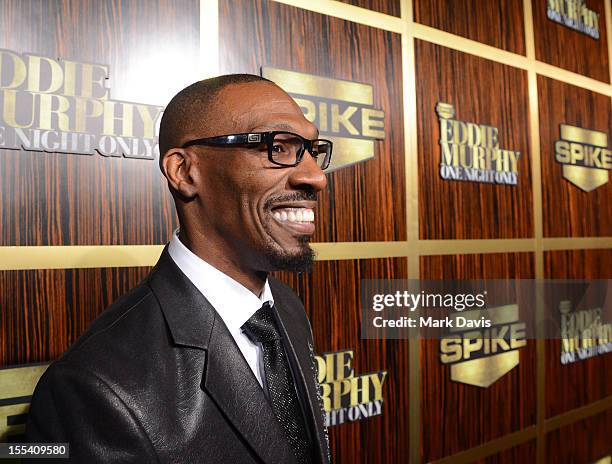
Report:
242,302,281,344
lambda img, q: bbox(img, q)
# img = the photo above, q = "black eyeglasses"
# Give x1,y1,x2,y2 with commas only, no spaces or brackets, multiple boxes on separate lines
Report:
181,131,333,170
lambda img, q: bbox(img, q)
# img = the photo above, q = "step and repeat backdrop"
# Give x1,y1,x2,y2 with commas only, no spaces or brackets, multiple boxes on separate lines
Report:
1,0,611,463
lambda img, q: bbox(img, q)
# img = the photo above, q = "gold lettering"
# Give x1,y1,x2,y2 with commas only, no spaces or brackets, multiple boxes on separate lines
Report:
0,50,27,89
38,94,71,131
510,323,527,349
135,104,162,139
331,379,351,410
361,108,385,138
103,101,133,137
81,64,109,99
570,143,585,163
26,55,63,94
555,140,571,163
74,97,104,133
315,355,326,383
2,89,36,128
62,60,77,97
349,376,369,407
370,372,386,402
465,122,482,146
338,351,354,380
439,118,452,143
462,331,483,359
324,353,336,382
319,382,332,411
440,337,462,364
331,104,358,135
318,101,328,132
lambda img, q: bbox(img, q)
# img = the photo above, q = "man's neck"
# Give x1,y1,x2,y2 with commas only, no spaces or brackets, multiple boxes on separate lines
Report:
177,228,267,297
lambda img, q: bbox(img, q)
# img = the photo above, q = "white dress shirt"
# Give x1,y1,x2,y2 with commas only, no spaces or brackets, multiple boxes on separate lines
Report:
167,228,272,388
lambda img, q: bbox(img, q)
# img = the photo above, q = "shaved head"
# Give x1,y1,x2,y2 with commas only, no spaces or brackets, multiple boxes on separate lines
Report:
158,74,271,170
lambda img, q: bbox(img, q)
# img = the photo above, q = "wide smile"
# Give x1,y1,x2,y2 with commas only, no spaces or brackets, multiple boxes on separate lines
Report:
269,205,316,235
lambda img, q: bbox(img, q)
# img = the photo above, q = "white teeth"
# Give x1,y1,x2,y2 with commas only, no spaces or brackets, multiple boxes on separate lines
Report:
272,208,315,223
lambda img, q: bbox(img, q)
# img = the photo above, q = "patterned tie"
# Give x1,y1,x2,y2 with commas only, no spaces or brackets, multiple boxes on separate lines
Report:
242,302,313,464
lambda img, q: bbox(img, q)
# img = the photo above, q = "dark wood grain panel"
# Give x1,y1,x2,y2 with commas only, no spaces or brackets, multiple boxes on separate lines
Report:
416,40,533,240
0,149,177,245
414,0,526,54
544,249,612,418
219,0,406,242
533,0,610,83
538,76,612,238
275,258,409,464
0,267,151,366
546,408,612,464
0,0,199,245
338,0,401,17
420,253,536,461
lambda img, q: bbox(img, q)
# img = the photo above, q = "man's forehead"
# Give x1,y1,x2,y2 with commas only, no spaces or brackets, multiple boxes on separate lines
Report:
215,82,317,136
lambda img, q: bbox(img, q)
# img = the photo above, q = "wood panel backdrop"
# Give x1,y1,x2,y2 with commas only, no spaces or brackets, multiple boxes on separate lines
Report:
1,0,611,463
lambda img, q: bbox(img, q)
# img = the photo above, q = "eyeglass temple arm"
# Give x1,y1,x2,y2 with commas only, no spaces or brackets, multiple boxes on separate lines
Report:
181,133,265,148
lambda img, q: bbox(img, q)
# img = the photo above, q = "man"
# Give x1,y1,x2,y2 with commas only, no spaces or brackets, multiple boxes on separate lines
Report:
25,74,332,464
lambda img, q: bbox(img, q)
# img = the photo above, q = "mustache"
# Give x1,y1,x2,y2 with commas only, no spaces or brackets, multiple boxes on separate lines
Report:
264,191,318,209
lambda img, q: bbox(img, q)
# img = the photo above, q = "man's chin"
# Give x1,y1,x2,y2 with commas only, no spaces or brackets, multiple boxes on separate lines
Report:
266,236,315,273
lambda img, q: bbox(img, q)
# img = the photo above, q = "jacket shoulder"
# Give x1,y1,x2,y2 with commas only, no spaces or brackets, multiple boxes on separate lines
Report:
60,278,166,370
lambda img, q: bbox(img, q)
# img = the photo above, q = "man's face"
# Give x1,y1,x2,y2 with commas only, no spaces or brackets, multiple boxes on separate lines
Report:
188,81,327,272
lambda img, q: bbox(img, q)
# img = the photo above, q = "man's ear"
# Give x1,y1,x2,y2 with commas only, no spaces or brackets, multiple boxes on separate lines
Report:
161,148,201,199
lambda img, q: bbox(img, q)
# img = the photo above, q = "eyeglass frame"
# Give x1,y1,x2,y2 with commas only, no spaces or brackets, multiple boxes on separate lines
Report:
181,131,333,170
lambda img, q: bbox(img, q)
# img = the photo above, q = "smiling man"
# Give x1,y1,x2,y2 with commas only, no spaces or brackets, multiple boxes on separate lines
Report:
25,75,332,464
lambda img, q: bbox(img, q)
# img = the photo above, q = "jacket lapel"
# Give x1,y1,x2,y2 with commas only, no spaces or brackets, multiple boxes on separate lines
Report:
203,312,296,464
270,283,330,464
148,247,295,464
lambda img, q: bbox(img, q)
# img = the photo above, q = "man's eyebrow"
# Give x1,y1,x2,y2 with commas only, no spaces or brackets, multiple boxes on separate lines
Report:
251,123,319,138
251,123,298,132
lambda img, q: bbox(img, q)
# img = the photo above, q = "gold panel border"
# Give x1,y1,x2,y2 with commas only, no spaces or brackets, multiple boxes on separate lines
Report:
543,237,612,250
3,238,612,270
543,396,612,433
400,0,421,459
0,245,165,270
432,426,537,464
311,242,409,260
534,61,612,97
412,22,530,70
0,242,406,270
523,0,546,459
417,239,536,255
271,0,404,33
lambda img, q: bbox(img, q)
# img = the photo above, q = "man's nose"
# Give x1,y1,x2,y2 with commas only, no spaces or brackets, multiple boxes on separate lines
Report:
287,152,327,192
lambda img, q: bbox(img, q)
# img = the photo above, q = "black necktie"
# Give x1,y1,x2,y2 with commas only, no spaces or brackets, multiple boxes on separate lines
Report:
242,302,312,464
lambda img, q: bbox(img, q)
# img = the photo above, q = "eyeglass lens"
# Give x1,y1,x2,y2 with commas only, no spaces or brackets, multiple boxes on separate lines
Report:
271,132,331,169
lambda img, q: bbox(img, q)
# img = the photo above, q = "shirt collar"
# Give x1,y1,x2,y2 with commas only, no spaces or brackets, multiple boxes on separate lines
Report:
167,228,273,333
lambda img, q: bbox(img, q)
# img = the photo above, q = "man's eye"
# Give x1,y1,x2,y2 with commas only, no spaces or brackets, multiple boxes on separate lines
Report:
272,144,286,153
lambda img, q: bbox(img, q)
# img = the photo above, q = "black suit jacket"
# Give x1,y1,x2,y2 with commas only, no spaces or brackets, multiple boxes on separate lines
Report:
25,246,330,464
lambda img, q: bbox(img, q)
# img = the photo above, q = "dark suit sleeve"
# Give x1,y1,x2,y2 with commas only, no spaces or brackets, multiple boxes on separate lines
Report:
25,361,158,463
